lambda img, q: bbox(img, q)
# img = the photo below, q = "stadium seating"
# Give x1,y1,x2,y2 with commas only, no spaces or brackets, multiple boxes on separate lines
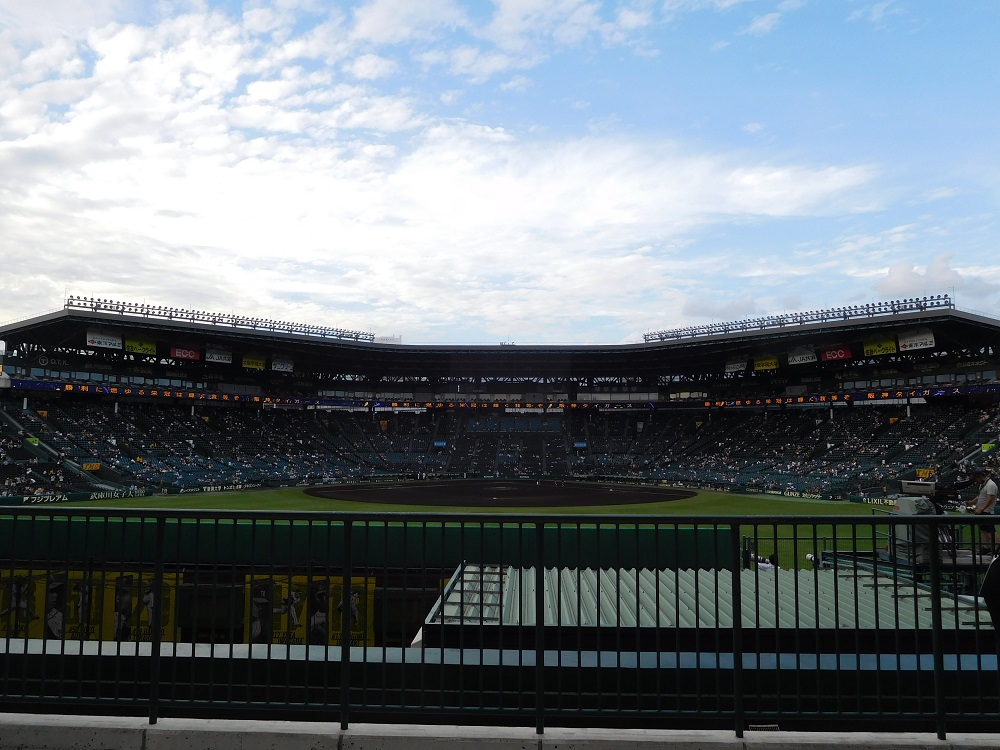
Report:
0,395,996,499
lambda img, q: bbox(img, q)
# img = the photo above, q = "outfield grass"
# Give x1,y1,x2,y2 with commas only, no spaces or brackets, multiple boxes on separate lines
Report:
56,485,886,570
57,485,881,516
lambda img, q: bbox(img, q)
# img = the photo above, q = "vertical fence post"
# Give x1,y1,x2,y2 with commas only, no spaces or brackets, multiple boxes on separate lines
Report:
928,518,946,741
730,522,745,738
535,521,545,734
340,518,353,731
148,515,166,725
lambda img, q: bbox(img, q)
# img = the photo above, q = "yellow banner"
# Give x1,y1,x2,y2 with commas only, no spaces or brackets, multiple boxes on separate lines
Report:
125,338,157,355
754,355,778,371
916,468,935,479
242,356,266,370
864,338,897,356
0,570,175,642
83,463,101,471
245,576,375,646
103,572,177,643
983,443,996,453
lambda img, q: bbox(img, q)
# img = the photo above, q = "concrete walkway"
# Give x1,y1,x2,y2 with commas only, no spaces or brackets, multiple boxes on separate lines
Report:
1,714,999,750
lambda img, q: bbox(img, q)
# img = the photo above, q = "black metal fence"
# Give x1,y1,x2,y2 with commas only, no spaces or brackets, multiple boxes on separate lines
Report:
1,507,998,738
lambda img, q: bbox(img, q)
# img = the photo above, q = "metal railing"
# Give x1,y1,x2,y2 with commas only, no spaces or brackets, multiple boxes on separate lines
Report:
0,508,998,738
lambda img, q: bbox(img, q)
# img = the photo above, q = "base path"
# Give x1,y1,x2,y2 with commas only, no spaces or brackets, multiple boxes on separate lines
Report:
305,479,696,507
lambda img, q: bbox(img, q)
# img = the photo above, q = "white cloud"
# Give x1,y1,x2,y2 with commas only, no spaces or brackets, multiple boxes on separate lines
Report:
0,0,996,343
499,74,531,92
350,0,467,45
346,52,397,79
846,2,900,27
875,254,966,298
743,12,781,35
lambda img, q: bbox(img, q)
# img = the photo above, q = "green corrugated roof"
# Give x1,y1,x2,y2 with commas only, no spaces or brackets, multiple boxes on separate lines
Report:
429,563,988,631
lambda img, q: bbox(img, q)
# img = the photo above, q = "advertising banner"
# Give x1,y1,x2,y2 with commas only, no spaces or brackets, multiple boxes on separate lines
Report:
725,360,747,374
820,346,853,362
753,355,778,371
242,356,266,371
787,346,817,365
124,338,157,355
271,358,294,373
171,346,201,361
898,328,936,352
863,338,897,356
86,330,123,350
205,348,233,364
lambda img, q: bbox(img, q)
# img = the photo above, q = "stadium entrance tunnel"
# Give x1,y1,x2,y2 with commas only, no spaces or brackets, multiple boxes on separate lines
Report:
304,479,697,507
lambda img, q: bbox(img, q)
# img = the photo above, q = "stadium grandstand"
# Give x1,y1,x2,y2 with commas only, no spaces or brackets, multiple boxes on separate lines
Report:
0,294,999,501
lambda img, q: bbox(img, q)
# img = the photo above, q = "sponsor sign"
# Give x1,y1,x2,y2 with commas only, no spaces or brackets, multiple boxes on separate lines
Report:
863,338,897,356
242,355,266,371
205,348,233,364
787,346,817,365
898,327,936,352
725,360,747,374
171,346,201,361
271,358,294,373
820,346,852,362
82,463,101,471
753,355,778,371
86,330,122,350
33,355,74,369
124,338,156,355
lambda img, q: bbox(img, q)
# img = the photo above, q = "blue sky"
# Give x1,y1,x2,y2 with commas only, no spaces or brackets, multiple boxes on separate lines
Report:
0,1,997,345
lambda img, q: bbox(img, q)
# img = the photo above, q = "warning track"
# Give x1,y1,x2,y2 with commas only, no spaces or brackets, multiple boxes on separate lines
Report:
304,479,696,507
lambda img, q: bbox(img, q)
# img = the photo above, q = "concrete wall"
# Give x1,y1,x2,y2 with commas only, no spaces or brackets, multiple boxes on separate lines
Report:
1,714,999,750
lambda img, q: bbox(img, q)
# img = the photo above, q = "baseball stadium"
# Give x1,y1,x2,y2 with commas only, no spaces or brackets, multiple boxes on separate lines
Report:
2,294,1000,746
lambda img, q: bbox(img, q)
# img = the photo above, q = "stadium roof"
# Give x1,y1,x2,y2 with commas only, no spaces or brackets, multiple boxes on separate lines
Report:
2,296,999,383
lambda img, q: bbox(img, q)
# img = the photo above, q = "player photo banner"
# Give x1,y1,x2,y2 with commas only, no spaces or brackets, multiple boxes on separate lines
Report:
0,570,44,639
63,571,103,641
245,576,374,646
331,577,375,646
103,572,177,643
898,327,936,352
